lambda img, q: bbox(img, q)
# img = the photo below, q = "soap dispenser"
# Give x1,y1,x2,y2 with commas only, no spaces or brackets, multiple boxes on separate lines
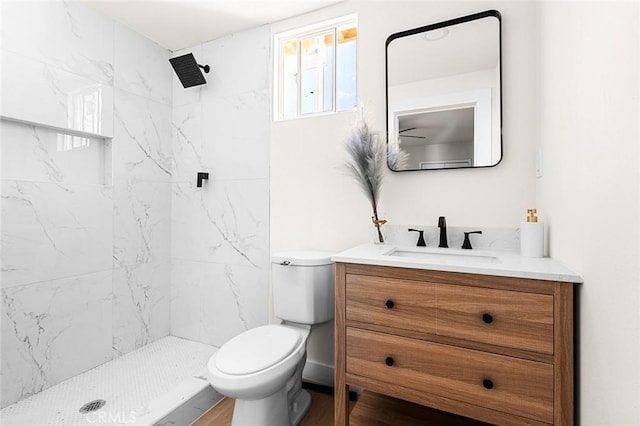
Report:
520,209,544,258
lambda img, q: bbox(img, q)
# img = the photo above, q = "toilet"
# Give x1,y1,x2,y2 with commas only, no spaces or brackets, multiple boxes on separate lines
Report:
206,251,335,426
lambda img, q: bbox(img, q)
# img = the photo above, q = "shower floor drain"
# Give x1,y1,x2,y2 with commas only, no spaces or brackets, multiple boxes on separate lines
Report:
79,399,106,413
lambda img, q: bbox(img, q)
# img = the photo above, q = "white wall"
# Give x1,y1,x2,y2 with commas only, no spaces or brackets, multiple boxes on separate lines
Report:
271,0,539,375
271,0,538,253
273,1,640,422
537,2,640,424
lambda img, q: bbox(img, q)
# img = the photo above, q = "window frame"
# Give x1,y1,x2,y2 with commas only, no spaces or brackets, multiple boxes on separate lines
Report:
273,14,358,122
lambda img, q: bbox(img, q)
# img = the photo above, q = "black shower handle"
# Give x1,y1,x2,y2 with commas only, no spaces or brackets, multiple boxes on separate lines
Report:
197,172,209,188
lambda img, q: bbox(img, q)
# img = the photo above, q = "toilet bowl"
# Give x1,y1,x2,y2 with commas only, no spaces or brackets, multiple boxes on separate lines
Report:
206,251,334,426
207,324,311,426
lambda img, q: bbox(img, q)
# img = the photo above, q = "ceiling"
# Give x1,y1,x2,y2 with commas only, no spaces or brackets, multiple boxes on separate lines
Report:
83,0,344,51
399,107,474,146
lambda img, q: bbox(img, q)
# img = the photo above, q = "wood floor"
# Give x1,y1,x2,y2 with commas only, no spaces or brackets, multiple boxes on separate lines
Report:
193,389,334,426
193,389,489,426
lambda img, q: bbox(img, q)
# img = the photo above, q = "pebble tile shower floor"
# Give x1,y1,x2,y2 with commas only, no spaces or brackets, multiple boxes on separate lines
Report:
1,336,218,425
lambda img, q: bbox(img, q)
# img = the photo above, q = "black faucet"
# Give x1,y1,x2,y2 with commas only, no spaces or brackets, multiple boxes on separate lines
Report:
438,216,448,248
462,231,482,249
408,228,426,247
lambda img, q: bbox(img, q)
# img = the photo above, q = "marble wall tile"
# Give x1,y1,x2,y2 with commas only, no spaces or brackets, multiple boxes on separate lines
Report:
1,180,113,289
112,262,171,356
201,26,270,97
1,120,107,185
172,89,271,183
1,270,113,408
114,23,172,105
171,179,269,268
113,90,172,182
1,0,114,84
1,50,114,137
200,262,268,347
201,89,270,181
170,182,207,262
171,102,205,184
170,260,204,342
113,179,171,267
170,260,268,347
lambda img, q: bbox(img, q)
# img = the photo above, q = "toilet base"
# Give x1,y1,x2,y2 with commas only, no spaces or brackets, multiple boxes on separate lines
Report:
232,388,288,426
230,388,311,426
290,389,311,426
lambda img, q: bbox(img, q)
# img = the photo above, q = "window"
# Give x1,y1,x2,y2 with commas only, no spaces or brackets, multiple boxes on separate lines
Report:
274,15,357,120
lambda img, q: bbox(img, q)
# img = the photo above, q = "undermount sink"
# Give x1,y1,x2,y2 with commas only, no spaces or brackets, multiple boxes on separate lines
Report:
383,247,500,264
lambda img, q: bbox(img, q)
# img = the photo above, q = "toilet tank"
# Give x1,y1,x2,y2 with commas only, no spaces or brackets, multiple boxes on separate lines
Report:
271,251,335,324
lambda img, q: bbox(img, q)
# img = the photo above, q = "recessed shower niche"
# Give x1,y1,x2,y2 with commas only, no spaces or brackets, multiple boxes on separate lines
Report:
1,119,112,186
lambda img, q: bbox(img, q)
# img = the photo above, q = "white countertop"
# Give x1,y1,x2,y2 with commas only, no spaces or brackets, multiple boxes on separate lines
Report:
332,244,582,283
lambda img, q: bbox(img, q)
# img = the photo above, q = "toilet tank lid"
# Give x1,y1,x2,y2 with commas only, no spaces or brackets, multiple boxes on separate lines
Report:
272,251,334,266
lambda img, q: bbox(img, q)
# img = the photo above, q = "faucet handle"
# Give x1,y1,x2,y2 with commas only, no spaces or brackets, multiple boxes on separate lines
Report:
438,216,448,248
462,231,482,249
408,228,426,247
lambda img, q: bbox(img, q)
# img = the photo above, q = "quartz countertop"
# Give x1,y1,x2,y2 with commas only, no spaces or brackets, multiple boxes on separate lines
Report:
332,244,582,283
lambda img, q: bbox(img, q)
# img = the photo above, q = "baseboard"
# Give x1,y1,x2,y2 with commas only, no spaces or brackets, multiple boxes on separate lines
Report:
302,360,334,388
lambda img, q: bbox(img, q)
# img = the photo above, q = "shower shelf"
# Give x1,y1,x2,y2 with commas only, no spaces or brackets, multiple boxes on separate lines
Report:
1,116,113,186
0,115,110,140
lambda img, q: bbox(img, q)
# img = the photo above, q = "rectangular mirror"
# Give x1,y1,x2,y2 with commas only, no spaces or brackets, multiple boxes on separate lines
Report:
386,10,502,171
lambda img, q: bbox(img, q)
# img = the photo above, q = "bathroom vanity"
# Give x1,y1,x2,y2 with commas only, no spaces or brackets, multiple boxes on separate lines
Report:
333,244,581,426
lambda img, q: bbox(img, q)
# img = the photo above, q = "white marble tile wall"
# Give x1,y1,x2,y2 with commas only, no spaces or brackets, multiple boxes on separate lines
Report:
1,1,114,84
113,179,172,266
1,0,173,408
111,23,173,357
112,262,171,356
1,120,107,186
1,179,113,288
114,23,173,105
0,50,114,137
170,25,271,347
171,261,268,347
1,270,113,408
113,89,172,182
1,1,114,136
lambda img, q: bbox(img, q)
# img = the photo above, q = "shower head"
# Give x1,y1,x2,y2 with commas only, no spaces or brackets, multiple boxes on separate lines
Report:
169,53,210,88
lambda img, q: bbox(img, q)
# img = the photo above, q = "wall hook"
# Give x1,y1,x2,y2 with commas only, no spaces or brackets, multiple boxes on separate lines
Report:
197,172,209,188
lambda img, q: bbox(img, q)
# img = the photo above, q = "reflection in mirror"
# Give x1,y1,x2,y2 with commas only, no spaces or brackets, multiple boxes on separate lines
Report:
386,10,502,171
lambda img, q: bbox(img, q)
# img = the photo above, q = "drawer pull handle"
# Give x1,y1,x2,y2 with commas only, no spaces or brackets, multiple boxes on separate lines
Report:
385,357,395,367
385,300,395,309
482,379,494,390
482,313,494,324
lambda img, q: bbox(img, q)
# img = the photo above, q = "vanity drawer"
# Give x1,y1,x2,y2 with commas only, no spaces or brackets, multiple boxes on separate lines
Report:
437,284,554,354
346,327,554,424
346,274,436,335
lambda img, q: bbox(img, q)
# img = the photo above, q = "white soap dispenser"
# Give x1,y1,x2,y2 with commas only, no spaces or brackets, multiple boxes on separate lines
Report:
520,209,544,258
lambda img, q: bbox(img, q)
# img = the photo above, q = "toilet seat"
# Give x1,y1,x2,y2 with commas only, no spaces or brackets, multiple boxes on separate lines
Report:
207,325,308,401
215,325,302,375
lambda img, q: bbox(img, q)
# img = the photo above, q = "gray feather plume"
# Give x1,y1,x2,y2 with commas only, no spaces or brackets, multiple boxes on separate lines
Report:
343,122,386,210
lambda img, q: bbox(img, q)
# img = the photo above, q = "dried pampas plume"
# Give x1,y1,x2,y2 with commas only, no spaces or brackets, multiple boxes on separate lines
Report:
344,121,405,243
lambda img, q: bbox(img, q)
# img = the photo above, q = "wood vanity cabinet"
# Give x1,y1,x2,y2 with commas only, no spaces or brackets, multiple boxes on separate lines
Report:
334,263,576,426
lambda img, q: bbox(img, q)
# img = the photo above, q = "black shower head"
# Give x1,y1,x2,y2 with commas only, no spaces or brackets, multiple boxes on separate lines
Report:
169,53,210,88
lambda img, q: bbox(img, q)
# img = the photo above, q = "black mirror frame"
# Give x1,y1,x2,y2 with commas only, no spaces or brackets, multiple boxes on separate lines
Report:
385,9,503,172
